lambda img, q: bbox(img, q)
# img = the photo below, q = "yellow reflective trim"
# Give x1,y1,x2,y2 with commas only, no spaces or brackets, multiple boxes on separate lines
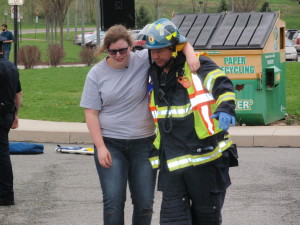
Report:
150,92,155,107
151,111,158,119
216,92,236,107
225,133,231,139
153,131,161,149
155,23,162,30
149,156,160,169
190,93,214,107
204,69,226,92
184,60,223,138
156,103,191,111
167,139,232,171
157,110,193,118
176,43,186,51
166,31,177,40
156,103,193,118
157,103,192,119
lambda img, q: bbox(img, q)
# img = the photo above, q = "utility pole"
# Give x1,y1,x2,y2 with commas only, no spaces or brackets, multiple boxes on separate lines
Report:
8,0,24,65
66,8,70,41
157,6,160,20
4,10,8,24
13,5,18,66
81,0,85,46
199,1,203,13
231,0,234,12
74,0,78,43
96,0,101,45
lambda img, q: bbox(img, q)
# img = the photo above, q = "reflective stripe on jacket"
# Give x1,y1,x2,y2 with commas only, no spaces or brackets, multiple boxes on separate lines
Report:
149,54,235,171
149,134,232,171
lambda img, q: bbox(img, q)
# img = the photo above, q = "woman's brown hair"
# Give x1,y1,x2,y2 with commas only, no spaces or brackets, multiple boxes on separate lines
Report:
97,25,134,56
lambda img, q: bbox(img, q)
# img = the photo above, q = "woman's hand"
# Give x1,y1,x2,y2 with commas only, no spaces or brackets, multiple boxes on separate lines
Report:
186,54,200,73
182,42,200,73
97,145,112,168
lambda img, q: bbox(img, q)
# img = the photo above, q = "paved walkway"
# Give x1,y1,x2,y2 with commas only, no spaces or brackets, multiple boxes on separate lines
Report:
9,119,300,147
2,145,299,224
17,64,86,70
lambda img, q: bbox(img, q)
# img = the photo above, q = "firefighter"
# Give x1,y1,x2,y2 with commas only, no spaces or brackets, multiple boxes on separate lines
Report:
144,18,239,225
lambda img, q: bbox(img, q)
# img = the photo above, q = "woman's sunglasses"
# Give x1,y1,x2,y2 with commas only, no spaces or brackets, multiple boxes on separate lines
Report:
107,47,129,55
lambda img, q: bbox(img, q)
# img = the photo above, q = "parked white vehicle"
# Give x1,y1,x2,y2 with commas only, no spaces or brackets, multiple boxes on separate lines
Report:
285,38,298,62
84,30,106,47
73,31,94,45
292,31,300,54
74,30,106,46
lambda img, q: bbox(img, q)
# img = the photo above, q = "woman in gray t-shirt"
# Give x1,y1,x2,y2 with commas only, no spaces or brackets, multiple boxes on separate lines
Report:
80,25,199,225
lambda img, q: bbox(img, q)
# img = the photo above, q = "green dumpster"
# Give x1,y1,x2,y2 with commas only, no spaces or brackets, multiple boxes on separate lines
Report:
173,11,286,125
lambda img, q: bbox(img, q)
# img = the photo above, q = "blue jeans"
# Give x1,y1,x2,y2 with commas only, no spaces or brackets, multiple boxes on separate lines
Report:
3,50,10,60
94,135,157,225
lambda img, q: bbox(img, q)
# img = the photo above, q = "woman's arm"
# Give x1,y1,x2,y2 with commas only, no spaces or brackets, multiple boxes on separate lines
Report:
182,42,200,73
84,108,112,168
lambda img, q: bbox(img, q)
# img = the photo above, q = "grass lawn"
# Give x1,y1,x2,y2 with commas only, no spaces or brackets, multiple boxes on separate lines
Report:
8,0,298,65
19,62,300,125
19,67,91,122
285,62,300,124
18,31,92,63
19,39,84,63
15,0,300,124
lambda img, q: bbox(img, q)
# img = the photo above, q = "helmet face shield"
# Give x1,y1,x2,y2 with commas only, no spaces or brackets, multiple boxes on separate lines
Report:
145,18,186,49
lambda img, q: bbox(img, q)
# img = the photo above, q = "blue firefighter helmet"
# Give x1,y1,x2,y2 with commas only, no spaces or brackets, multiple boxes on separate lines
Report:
144,18,186,49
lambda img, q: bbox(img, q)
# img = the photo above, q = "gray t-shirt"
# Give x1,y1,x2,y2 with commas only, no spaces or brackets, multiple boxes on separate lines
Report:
80,49,155,139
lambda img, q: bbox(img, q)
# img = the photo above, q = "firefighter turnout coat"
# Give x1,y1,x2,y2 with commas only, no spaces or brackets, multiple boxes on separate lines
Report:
149,53,237,172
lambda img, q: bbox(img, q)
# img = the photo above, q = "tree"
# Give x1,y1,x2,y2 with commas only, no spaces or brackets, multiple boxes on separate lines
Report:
22,0,38,23
38,0,74,48
260,2,271,12
191,0,197,13
38,0,56,44
86,0,95,24
234,0,264,12
57,0,74,48
151,0,168,20
136,5,152,29
199,0,209,13
74,0,78,46
218,0,229,12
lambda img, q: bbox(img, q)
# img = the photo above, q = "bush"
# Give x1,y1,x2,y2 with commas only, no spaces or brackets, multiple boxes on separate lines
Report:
218,0,229,12
47,44,65,67
80,46,98,66
260,2,271,12
18,45,41,69
136,5,152,29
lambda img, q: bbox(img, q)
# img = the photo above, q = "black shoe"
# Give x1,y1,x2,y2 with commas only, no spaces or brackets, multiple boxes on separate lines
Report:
0,199,15,206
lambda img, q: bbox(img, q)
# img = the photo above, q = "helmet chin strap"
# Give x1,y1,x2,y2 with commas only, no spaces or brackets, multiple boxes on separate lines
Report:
161,57,174,72
158,45,176,72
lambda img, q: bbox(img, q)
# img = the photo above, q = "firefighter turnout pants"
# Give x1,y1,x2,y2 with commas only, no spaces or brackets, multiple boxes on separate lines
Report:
158,151,231,225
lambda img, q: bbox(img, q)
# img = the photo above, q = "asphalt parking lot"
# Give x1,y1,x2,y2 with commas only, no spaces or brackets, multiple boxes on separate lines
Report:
1,144,299,225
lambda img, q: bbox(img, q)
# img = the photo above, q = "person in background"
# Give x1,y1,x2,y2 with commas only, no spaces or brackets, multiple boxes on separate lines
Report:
0,24,14,60
0,36,22,206
80,24,199,225
145,18,238,225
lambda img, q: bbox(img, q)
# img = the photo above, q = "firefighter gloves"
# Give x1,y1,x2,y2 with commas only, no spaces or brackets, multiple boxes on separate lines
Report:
211,112,236,131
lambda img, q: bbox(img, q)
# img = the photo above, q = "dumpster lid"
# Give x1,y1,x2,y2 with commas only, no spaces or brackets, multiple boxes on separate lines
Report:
266,65,281,72
172,12,279,50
